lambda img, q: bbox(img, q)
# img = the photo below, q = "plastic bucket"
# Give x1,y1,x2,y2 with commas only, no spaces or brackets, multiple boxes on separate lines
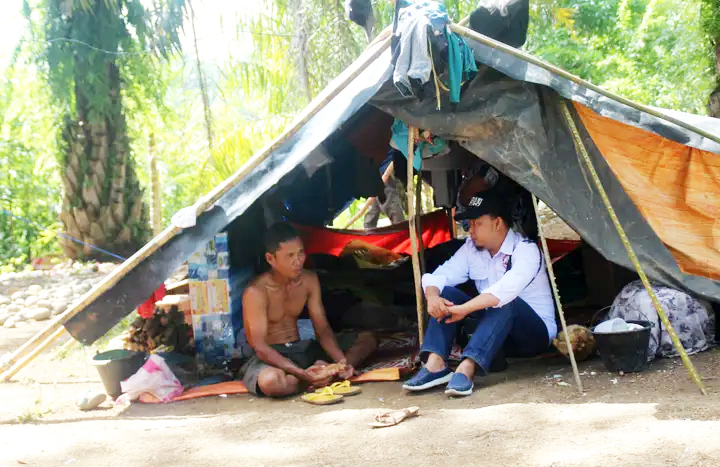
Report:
592,320,652,373
91,350,146,398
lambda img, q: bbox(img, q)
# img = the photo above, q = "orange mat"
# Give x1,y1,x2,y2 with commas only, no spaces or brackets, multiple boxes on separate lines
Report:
138,367,401,404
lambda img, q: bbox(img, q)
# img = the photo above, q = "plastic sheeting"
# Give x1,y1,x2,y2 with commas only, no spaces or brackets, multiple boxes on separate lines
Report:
65,32,720,345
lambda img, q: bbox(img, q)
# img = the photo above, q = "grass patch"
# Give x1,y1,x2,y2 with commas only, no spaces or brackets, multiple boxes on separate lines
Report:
16,384,52,423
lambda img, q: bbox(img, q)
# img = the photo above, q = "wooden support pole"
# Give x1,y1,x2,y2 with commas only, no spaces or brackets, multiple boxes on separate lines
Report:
414,167,425,274
532,195,584,394
558,100,707,395
0,34,395,382
1,327,66,381
407,127,425,344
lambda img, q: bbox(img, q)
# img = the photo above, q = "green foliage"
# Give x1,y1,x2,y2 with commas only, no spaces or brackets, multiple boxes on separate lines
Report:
2,0,718,261
0,46,62,261
527,0,715,113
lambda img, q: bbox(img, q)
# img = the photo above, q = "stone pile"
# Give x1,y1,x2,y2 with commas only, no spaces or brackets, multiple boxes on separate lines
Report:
0,261,117,329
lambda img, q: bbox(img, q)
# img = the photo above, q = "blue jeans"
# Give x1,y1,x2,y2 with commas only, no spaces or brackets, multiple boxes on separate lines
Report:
420,287,550,374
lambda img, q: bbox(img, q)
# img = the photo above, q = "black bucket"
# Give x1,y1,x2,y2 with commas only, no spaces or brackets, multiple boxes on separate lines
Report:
592,320,652,373
91,350,146,398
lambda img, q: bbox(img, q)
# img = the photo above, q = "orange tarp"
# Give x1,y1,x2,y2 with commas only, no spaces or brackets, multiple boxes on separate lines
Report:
574,103,720,280
137,368,401,403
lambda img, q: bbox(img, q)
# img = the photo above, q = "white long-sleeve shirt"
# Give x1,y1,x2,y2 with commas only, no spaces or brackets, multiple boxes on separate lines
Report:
421,230,557,341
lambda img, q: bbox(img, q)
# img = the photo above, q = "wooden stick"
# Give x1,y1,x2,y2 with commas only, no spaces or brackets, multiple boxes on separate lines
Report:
1,327,66,381
1,34,394,381
341,162,396,229
558,100,707,395
449,23,720,146
532,194,584,394
415,166,426,274
406,127,425,344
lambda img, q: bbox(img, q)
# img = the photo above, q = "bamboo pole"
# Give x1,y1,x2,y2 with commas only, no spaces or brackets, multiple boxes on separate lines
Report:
449,23,720,146
341,162,396,229
0,34,394,381
407,127,425,344
414,165,426,274
532,195,584,394
1,327,65,381
558,100,707,395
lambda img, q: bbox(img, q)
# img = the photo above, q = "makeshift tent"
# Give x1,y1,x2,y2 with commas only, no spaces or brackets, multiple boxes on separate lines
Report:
3,19,719,383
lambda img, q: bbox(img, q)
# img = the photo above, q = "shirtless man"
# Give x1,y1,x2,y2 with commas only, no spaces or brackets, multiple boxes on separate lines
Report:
239,222,378,397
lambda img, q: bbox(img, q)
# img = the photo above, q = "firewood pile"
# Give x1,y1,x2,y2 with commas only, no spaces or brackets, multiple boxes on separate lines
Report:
124,306,194,355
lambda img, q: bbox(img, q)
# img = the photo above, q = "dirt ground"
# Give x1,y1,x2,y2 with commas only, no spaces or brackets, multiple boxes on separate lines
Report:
2,322,720,467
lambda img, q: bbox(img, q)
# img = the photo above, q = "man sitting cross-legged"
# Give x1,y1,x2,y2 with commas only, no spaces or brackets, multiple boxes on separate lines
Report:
403,189,557,397
240,222,378,397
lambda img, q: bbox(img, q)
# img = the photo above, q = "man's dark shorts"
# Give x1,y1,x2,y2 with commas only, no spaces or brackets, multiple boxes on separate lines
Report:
239,333,358,396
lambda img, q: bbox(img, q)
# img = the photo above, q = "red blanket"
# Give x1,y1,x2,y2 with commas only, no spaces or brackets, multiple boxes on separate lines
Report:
297,210,453,257
296,210,579,262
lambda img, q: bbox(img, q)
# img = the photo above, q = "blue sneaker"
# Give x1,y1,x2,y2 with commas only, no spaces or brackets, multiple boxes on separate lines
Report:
402,367,453,392
444,373,474,397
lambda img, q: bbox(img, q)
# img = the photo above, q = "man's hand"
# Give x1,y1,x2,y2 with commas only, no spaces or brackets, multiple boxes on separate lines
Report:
427,295,454,320
305,364,332,387
444,304,471,324
337,364,355,380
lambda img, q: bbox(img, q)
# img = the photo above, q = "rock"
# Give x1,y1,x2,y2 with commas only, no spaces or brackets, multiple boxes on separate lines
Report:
3,316,16,328
56,288,73,298
37,291,49,300
52,301,69,314
24,296,40,308
0,314,10,326
36,299,53,309
5,304,22,314
0,295,10,306
15,321,27,328
27,307,51,321
16,309,31,320
11,291,26,301
26,284,43,295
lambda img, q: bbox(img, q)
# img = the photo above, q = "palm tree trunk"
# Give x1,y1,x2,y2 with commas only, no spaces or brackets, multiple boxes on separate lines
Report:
291,0,313,103
59,61,150,260
149,133,162,236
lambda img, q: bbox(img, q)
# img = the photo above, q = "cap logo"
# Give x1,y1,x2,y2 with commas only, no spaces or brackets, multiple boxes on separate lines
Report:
468,197,484,207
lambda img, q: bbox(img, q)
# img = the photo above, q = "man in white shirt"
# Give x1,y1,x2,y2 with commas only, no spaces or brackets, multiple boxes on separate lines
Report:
403,189,556,396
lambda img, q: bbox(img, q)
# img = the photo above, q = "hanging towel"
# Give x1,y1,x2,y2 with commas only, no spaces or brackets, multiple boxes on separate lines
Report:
445,29,478,104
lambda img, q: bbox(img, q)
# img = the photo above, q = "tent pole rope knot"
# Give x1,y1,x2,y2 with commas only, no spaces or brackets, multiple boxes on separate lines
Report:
532,195,584,394
559,100,708,396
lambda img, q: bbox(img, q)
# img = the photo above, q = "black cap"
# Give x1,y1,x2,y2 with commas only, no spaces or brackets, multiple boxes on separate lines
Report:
454,190,511,222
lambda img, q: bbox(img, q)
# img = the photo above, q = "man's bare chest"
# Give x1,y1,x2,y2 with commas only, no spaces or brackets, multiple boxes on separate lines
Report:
265,285,308,322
